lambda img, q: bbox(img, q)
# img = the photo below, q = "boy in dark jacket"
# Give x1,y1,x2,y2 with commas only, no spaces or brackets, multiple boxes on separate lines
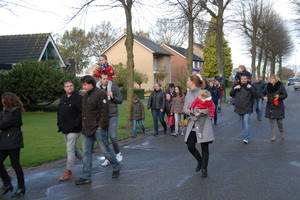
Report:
130,94,145,137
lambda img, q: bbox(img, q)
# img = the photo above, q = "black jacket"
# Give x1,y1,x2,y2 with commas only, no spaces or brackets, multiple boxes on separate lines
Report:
57,91,82,134
262,82,287,119
207,86,221,104
0,107,24,150
165,100,173,116
147,89,165,110
230,83,259,114
252,80,265,99
82,87,109,135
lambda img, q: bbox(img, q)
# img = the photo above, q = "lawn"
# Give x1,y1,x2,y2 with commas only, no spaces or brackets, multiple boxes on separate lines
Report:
4,105,156,167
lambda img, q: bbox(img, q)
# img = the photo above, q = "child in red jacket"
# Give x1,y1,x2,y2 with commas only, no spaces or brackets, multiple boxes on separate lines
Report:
189,89,215,138
93,54,115,100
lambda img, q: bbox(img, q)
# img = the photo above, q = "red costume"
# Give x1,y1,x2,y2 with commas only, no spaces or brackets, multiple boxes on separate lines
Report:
189,97,215,118
93,64,115,81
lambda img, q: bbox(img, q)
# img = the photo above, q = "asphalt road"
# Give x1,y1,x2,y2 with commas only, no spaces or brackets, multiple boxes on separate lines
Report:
2,86,300,200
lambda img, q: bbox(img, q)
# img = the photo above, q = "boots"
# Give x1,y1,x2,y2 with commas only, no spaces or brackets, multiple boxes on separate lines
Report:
59,169,72,181
271,134,276,141
280,131,285,139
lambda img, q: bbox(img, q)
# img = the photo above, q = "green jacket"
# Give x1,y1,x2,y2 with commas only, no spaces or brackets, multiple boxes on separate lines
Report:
130,100,145,121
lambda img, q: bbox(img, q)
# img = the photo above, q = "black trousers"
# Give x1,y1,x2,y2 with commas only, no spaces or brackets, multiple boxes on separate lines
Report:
186,131,209,169
0,148,25,188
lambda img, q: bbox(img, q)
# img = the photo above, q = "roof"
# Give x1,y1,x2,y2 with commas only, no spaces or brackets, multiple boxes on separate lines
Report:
102,34,173,56
164,44,204,62
134,35,173,56
194,43,204,49
0,33,66,69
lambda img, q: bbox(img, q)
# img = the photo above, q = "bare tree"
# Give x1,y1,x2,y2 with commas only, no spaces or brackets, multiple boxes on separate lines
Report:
152,18,186,46
86,21,120,62
200,0,232,75
290,0,300,36
194,16,209,45
166,0,203,78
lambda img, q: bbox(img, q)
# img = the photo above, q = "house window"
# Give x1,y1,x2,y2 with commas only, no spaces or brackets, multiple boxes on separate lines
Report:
154,56,158,71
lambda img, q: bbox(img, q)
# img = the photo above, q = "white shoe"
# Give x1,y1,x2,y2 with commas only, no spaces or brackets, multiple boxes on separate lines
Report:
181,132,184,136
116,152,123,162
101,159,110,167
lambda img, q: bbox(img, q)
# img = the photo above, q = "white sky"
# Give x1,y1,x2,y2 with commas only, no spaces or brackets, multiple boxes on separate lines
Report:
0,0,299,73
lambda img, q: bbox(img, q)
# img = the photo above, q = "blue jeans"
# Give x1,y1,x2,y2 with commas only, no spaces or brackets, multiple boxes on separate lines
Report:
151,109,167,134
81,129,120,180
238,113,251,141
253,99,263,120
133,120,145,136
108,116,120,154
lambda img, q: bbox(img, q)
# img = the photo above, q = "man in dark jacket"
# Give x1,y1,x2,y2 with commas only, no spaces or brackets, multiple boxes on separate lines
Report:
230,73,258,144
75,75,120,186
147,83,167,136
252,76,265,121
97,71,123,167
57,80,83,181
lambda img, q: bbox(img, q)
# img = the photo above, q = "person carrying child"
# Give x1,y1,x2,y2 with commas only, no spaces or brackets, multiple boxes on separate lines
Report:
94,54,115,100
189,90,215,138
165,93,175,134
130,94,146,138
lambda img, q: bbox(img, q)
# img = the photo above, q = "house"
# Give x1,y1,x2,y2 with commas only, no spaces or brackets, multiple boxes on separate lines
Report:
162,44,204,83
0,33,66,70
87,34,173,91
193,43,204,59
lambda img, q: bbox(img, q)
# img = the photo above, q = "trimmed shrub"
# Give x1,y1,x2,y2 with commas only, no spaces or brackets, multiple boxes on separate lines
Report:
121,89,144,100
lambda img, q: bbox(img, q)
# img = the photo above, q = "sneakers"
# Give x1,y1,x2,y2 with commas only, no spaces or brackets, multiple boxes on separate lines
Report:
181,132,184,136
116,152,123,162
101,159,110,167
271,134,276,141
170,133,177,137
243,139,249,144
112,170,120,178
59,169,72,181
74,177,91,185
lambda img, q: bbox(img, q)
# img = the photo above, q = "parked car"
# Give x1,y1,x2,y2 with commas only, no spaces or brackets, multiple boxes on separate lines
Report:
288,78,295,86
294,78,300,90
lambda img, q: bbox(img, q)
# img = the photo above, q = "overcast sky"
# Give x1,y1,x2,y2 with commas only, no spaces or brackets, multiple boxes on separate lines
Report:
0,0,299,72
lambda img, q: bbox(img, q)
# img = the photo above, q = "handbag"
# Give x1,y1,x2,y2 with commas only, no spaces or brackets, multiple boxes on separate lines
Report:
167,116,174,127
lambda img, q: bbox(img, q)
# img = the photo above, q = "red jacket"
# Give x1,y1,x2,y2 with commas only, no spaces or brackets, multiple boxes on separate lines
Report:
189,97,215,118
93,65,115,81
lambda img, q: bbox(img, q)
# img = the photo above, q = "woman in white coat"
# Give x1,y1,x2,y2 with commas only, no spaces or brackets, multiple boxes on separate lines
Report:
184,75,215,178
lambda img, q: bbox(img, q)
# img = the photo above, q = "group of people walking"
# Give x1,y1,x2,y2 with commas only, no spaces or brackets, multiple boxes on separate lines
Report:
0,61,289,196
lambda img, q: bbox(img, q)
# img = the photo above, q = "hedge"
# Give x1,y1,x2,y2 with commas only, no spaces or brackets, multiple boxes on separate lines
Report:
121,89,144,100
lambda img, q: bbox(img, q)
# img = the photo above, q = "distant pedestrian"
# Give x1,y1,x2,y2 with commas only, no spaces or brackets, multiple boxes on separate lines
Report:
252,76,265,121
147,83,167,136
262,75,287,141
97,71,123,167
215,80,224,112
165,93,175,134
215,73,223,84
130,94,145,137
166,83,175,97
207,81,221,125
57,80,83,181
0,92,26,197
184,75,215,178
230,73,258,144
170,86,185,136
75,75,120,185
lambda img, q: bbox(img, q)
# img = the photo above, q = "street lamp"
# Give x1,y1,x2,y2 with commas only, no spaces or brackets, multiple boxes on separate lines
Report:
222,42,228,101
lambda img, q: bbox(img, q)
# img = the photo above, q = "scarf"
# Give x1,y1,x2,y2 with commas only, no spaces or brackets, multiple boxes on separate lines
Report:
100,62,109,69
267,81,281,93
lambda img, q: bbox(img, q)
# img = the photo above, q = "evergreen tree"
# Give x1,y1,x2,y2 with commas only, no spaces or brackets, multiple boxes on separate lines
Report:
203,18,233,79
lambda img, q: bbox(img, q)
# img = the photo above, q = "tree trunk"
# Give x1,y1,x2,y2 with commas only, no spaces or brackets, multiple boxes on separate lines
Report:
256,32,265,77
278,56,282,80
216,12,224,74
186,10,194,79
262,47,268,82
251,28,257,81
123,1,134,129
270,52,276,75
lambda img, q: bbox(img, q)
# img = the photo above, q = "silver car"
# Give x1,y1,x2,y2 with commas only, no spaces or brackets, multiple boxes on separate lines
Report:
294,78,300,90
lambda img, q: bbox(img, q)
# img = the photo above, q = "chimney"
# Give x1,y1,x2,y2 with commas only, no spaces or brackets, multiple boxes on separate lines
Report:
142,33,149,39
124,28,127,33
